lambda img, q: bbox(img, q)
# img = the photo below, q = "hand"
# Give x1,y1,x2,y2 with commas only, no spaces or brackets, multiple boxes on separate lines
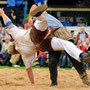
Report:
0,8,5,16
29,18,33,26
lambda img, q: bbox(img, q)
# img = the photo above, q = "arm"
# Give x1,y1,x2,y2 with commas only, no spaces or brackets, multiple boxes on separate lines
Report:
26,66,34,84
22,54,35,84
0,8,14,29
28,4,37,26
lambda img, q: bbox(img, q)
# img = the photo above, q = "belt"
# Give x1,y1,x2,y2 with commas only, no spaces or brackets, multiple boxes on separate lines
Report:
49,26,60,32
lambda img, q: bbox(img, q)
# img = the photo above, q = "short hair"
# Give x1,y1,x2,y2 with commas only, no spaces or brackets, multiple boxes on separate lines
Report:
80,19,83,21
71,30,74,33
22,19,29,26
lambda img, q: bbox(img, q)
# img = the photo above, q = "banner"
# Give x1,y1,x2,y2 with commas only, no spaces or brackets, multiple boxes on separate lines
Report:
15,0,24,6
34,0,45,4
7,0,15,7
7,0,24,7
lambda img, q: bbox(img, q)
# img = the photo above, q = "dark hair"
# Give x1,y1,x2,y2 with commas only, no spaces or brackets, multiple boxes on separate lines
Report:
80,19,83,21
11,8,16,12
22,19,29,26
71,30,74,33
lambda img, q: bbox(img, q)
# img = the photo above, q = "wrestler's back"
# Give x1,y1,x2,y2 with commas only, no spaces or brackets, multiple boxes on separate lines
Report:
7,26,36,56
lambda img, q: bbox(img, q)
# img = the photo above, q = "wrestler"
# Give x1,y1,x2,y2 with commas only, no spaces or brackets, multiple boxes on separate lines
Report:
0,5,90,86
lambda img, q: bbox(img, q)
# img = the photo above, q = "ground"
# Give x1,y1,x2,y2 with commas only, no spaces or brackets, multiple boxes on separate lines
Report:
0,68,90,90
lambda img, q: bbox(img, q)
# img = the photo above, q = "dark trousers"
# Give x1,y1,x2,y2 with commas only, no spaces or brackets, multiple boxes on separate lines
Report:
48,51,86,85
49,51,61,84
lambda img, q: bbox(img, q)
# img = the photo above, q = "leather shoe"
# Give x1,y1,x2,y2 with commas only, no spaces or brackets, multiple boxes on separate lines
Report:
79,52,90,63
30,5,47,17
50,83,57,87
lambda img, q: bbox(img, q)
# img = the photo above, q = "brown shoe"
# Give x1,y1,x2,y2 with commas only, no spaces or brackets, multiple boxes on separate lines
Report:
80,72,90,86
79,52,90,63
30,5,48,17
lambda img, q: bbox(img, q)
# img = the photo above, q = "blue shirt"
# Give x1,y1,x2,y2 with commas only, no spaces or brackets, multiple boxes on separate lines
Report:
48,14,63,29
63,22,72,26
34,0,45,4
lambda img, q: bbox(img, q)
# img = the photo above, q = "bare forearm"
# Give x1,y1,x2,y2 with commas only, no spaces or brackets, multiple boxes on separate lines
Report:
1,13,14,28
26,66,34,84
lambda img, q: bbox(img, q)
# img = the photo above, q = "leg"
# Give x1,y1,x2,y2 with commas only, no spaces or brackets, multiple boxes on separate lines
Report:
61,54,66,67
67,57,71,68
26,66,34,84
40,55,44,67
51,37,90,63
48,51,61,86
66,52,90,86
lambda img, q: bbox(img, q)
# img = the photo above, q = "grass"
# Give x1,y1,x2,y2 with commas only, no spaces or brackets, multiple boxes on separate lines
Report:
0,66,25,70
0,66,89,71
0,65,73,70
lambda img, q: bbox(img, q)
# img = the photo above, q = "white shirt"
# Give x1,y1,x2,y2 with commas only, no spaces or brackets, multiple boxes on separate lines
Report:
6,26,36,69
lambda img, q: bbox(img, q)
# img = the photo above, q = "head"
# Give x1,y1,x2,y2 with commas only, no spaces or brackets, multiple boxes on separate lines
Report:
70,30,74,36
85,38,89,44
5,38,10,43
77,40,83,47
88,35,90,41
66,18,70,23
23,19,32,30
80,27,85,33
73,36,77,42
3,33,6,38
80,19,83,24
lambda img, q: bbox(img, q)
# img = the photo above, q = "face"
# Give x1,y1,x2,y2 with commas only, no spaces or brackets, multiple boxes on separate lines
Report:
71,32,74,36
85,38,89,44
24,21,33,30
81,27,84,33
66,18,70,22
24,22,30,30
88,35,90,41
77,40,82,47
5,38,9,43
80,20,83,23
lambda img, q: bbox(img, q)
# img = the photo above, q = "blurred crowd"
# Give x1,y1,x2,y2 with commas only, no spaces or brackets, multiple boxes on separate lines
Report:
63,18,86,27
0,9,90,69
35,26,90,69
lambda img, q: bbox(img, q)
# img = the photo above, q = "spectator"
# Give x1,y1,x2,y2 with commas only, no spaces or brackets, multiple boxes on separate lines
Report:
10,8,17,25
70,30,75,38
9,54,20,66
77,19,86,26
83,38,90,69
73,35,77,45
83,38,90,49
76,40,87,52
0,19,2,27
63,18,72,26
0,38,12,65
60,51,71,68
77,27,88,43
0,26,3,38
0,36,3,51
88,35,90,43
38,50,47,67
